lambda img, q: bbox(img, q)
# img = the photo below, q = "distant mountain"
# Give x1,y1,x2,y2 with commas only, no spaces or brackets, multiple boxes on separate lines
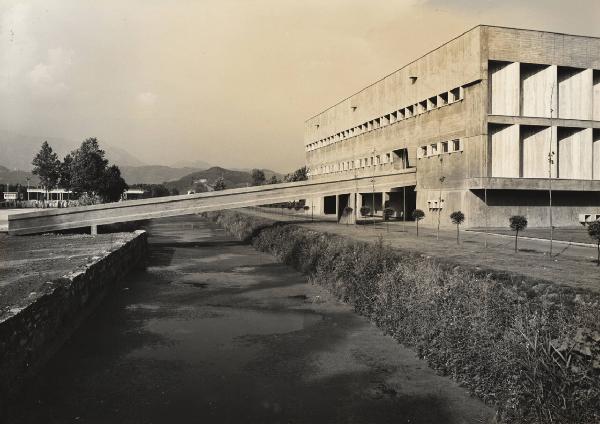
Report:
164,166,253,193
120,165,201,185
170,159,212,169
0,165,38,186
0,130,145,170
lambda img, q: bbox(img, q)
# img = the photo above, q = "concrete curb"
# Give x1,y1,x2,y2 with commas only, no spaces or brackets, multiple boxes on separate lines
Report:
465,230,596,248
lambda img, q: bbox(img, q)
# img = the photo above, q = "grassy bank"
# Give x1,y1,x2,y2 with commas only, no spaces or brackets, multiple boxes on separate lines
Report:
205,211,600,423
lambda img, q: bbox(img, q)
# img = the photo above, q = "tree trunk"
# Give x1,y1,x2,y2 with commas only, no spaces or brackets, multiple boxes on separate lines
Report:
456,224,459,244
597,243,599,266
416,221,419,237
515,230,519,252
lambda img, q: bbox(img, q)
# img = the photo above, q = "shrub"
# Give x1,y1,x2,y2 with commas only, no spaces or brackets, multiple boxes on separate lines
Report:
587,220,600,266
412,209,425,236
509,215,528,252
207,210,600,423
450,211,465,244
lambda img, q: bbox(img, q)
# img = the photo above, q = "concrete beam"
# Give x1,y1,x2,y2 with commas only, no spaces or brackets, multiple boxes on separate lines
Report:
8,171,416,235
467,177,600,191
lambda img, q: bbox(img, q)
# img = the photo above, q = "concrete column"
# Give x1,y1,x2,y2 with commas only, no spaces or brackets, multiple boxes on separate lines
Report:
491,124,520,177
335,195,340,221
558,68,593,120
356,193,363,221
382,191,390,210
594,132,600,180
490,61,520,115
521,64,557,118
558,128,593,179
91,224,98,236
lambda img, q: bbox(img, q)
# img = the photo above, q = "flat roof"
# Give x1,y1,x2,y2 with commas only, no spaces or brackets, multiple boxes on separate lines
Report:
305,24,600,122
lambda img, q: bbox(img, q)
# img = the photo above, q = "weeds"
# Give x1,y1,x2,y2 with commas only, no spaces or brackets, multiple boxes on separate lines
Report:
207,210,600,423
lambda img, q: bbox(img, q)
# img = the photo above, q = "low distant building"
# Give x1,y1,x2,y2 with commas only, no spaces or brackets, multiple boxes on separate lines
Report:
122,189,146,200
27,188,72,201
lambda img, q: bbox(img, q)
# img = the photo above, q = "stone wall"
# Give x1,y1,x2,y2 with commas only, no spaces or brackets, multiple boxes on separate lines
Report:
0,230,147,410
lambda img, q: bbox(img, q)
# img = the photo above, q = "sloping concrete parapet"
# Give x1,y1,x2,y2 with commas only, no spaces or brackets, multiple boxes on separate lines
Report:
7,173,416,235
0,230,147,411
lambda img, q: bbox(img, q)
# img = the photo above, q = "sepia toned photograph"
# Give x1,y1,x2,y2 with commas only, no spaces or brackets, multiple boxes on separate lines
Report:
1,1,599,423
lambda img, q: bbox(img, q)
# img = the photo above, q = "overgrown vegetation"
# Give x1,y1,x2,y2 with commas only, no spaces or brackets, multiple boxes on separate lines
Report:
206,210,600,424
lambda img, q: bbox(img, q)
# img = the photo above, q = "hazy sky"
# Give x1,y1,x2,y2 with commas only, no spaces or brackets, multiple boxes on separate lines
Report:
1,0,599,171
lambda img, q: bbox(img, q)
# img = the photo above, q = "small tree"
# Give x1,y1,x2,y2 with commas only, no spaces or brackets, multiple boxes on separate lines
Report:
509,215,528,252
267,175,280,184
587,220,600,266
450,211,465,244
412,209,425,236
251,169,266,186
32,141,60,201
214,177,226,191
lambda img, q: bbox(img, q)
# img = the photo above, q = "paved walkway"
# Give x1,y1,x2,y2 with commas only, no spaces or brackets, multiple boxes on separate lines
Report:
248,208,600,293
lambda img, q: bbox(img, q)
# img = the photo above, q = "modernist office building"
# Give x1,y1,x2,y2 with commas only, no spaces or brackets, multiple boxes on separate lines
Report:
303,25,600,228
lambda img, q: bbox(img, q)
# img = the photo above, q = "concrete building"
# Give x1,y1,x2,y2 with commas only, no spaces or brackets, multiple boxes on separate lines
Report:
303,25,600,228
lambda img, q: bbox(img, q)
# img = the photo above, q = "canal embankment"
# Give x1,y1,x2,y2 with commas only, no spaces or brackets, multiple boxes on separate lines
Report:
0,230,147,411
205,209,600,424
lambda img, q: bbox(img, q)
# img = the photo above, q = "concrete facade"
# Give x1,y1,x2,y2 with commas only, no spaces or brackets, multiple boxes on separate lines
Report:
303,25,600,227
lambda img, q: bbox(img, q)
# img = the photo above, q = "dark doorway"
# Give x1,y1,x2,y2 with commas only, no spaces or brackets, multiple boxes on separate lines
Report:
337,194,350,221
324,195,336,215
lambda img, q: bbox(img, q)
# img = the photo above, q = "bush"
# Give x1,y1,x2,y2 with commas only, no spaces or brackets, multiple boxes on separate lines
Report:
207,210,600,423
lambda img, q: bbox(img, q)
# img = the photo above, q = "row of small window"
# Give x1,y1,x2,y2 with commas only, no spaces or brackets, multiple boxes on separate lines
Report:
418,139,463,159
427,199,445,210
306,86,465,152
310,152,396,176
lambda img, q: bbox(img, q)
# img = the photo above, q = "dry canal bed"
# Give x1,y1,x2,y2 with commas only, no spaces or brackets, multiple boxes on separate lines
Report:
5,215,492,423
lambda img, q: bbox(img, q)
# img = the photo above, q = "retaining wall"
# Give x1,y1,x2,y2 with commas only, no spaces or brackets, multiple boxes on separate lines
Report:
0,230,147,411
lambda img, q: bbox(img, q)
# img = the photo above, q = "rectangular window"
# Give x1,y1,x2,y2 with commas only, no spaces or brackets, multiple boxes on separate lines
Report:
398,109,405,120
430,143,438,155
406,106,413,117
390,111,397,123
386,153,391,163
418,101,427,114
420,146,428,158
449,87,461,102
441,141,449,153
452,138,461,151
428,96,437,110
438,92,448,106
383,114,390,125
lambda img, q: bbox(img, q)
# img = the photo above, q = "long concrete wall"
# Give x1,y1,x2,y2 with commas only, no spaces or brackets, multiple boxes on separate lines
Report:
0,231,147,411
8,174,416,235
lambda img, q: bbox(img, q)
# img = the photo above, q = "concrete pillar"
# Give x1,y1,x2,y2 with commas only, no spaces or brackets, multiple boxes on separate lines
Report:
490,61,520,115
594,71,600,121
355,193,363,221
594,131,600,180
335,195,340,221
91,224,98,236
558,68,593,120
521,64,557,118
491,124,520,177
522,126,557,178
558,128,593,179
382,191,390,210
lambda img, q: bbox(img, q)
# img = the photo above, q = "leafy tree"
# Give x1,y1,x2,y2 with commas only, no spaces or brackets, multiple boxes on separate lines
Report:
587,220,600,266
32,141,60,200
509,215,528,252
97,165,128,202
284,166,308,182
59,154,73,191
214,177,226,191
70,138,109,196
251,169,266,186
412,209,425,236
170,188,180,196
450,211,465,244
267,175,280,184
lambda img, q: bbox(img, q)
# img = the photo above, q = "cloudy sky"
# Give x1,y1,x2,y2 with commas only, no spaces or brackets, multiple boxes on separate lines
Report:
1,0,599,171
